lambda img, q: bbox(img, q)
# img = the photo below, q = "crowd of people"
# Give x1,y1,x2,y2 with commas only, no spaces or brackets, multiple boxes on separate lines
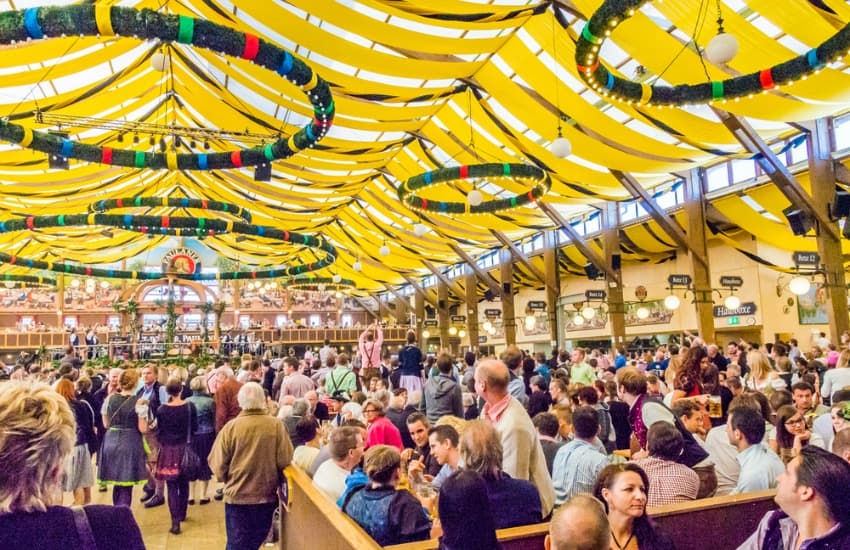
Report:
4,325,850,549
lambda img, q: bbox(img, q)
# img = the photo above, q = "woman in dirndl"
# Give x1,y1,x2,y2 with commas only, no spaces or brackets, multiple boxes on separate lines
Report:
397,330,424,393
55,378,96,505
98,369,148,507
186,375,215,505
147,376,196,535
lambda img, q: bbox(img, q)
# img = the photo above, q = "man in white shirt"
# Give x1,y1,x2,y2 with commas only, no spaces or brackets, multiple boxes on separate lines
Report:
318,339,336,368
703,393,767,495
727,407,784,495
312,426,364,504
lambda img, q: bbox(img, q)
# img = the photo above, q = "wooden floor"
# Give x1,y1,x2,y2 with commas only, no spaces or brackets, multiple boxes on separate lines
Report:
82,485,233,549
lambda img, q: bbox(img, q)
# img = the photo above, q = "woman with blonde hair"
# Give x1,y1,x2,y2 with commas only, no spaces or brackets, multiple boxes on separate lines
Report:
744,350,778,392
98,369,148,507
0,381,144,548
55,378,96,505
821,349,850,405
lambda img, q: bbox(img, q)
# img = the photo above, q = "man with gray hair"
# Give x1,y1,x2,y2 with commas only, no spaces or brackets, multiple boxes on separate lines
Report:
209,382,293,550
546,494,611,550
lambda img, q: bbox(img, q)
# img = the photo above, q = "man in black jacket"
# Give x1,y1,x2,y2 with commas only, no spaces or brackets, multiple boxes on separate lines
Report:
136,364,164,507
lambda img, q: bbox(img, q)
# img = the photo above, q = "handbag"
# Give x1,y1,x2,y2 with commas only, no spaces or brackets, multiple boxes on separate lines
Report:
180,403,202,479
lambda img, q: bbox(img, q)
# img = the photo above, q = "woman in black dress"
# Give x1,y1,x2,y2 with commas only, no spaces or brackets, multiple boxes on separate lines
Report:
146,377,196,535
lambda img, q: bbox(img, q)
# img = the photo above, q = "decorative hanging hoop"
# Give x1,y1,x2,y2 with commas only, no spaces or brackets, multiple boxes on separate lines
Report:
286,277,356,292
398,163,551,215
575,0,849,106
0,212,337,280
0,273,56,287
0,5,334,169
90,197,252,223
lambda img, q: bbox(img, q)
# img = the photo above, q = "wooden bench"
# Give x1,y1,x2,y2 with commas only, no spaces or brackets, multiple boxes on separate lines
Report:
280,465,777,550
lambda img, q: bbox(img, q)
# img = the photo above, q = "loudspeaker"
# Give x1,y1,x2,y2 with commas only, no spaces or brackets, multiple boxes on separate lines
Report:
611,253,622,271
782,206,813,236
438,299,446,310
502,282,511,295
584,262,601,280
254,162,272,182
483,289,496,301
833,188,850,218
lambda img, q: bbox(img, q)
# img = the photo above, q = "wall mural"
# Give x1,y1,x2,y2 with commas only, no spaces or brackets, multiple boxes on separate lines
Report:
797,284,829,325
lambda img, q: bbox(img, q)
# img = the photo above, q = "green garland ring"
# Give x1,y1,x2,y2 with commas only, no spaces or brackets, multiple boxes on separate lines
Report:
575,0,849,106
286,277,356,292
0,274,56,287
398,163,551,215
0,212,337,280
0,5,334,169
90,197,252,223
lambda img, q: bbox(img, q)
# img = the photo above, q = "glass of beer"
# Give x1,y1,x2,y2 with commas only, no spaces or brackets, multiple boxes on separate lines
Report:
708,395,722,418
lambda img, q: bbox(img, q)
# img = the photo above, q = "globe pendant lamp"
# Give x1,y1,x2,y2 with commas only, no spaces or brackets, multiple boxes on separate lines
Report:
724,294,741,310
413,223,428,237
664,294,681,310
332,274,342,284
551,134,572,158
352,260,362,272
705,0,738,65
379,243,390,257
151,51,171,72
467,188,483,207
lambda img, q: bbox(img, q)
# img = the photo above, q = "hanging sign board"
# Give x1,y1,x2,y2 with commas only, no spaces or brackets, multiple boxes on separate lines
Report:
484,309,502,318
792,251,820,266
719,276,743,287
423,319,438,327
585,290,607,300
714,302,757,317
450,315,466,323
667,274,692,286
526,301,547,310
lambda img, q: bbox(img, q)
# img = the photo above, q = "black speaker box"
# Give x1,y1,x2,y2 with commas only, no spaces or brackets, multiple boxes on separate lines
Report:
782,206,813,236
584,262,601,280
611,253,622,271
832,188,850,218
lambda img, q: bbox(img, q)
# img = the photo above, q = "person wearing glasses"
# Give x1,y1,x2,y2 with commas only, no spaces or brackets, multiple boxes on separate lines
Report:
771,405,825,464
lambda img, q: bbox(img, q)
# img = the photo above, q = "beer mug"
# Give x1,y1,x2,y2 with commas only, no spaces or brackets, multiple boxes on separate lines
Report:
708,395,722,418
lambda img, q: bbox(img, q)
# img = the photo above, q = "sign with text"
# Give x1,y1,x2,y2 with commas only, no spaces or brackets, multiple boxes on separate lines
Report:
526,301,547,310
450,315,466,323
162,247,202,275
793,251,820,266
713,302,757,317
667,274,692,286
585,290,607,300
719,276,743,287
422,319,438,327
484,308,502,318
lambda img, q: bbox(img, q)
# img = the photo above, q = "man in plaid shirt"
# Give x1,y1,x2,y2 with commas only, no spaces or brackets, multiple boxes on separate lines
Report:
634,422,699,507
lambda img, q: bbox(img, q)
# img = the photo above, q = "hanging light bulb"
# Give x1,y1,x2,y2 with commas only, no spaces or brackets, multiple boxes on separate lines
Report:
379,243,390,257
483,319,493,331
332,274,342,284
487,326,496,335
467,189,483,207
572,313,585,326
705,1,738,64
335,291,342,298
789,276,811,296
524,315,536,330
458,329,466,338
664,294,681,310
413,223,429,237
422,329,431,340
449,326,458,336
581,306,596,320
724,294,741,310
151,51,170,72
551,134,572,158
352,260,362,272
636,306,650,320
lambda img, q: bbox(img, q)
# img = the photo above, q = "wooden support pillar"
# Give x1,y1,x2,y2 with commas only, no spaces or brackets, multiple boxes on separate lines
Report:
601,203,626,347
437,281,450,351
499,249,517,346
808,119,850,342
542,231,561,349
57,274,65,331
465,273,480,353
685,168,716,344
414,292,425,348
232,280,242,328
